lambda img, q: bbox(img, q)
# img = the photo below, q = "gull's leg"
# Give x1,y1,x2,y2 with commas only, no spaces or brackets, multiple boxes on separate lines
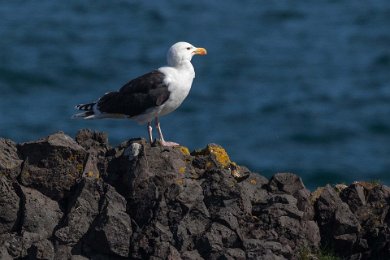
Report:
147,122,153,144
155,117,165,142
155,117,179,146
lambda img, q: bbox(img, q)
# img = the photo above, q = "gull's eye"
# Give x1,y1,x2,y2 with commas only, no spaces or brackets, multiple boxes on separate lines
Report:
186,47,191,50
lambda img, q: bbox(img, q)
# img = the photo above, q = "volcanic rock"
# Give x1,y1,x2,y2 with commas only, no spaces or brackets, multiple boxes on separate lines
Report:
0,130,389,259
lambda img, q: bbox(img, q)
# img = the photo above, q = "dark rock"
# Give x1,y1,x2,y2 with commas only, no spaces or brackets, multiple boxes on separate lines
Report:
248,188,320,259
0,233,30,258
0,138,23,180
107,139,197,228
3,131,390,259
349,183,390,259
18,132,87,200
268,173,314,220
54,178,103,246
314,185,360,255
71,255,89,260
202,168,252,217
312,182,390,258
181,250,203,260
28,239,55,260
75,129,110,179
84,184,131,257
0,245,12,260
243,239,288,259
294,188,315,220
21,186,63,239
238,172,268,205
340,183,367,212
75,129,109,151
268,172,305,194
224,248,246,260
53,244,72,260
0,176,19,234
197,223,237,255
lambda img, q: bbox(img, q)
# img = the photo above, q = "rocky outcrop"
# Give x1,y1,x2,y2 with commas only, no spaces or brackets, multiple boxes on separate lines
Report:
0,129,389,259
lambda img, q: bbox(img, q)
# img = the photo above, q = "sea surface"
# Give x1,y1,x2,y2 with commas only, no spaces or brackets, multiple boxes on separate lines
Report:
1,1,389,189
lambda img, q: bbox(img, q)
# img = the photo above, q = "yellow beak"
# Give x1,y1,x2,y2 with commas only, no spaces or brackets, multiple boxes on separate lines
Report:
193,47,207,55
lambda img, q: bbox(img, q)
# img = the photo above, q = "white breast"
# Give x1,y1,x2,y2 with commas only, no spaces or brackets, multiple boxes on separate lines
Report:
158,64,195,116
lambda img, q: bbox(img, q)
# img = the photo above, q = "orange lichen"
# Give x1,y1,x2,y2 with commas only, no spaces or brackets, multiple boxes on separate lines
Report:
249,179,257,185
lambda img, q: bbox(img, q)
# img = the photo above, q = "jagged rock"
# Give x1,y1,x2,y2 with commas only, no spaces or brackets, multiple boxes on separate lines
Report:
0,138,23,180
2,130,390,259
314,185,361,256
75,129,109,179
238,172,268,203
75,129,109,152
0,176,19,234
0,184,61,258
0,183,61,259
181,250,203,260
198,222,239,254
340,183,390,258
54,178,103,246
0,245,12,260
0,233,35,258
107,139,196,226
243,239,288,259
21,186,63,239
53,244,72,260
27,239,55,260
84,184,132,257
18,132,87,200
268,172,305,194
268,173,314,220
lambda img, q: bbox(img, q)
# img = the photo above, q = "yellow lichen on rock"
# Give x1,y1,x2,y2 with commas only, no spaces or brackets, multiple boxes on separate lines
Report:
205,161,213,170
179,167,186,174
76,164,84,174
310,187,325,204
231,162,242,178
178,146,190,156
194,144,247,180
249,179,257,185
175,179,184,185
207,145,231,168
86,171,100,179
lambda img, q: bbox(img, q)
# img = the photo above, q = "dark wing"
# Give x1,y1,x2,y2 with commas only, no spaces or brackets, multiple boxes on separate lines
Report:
97,70,170,117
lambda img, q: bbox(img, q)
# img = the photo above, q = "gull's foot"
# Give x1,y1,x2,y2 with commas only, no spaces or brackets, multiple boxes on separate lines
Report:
160,140,180,147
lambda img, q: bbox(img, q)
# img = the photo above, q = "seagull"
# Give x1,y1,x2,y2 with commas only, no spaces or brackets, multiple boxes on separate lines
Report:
73,41,207,146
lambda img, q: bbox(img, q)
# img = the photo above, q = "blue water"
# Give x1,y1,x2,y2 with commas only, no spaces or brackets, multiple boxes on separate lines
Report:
1,1,389,189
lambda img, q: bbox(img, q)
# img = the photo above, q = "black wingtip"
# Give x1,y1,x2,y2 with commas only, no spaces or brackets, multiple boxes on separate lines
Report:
75,102,95,111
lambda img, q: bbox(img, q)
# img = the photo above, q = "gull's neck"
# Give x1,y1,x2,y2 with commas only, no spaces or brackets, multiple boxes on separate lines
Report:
169,60,195,77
